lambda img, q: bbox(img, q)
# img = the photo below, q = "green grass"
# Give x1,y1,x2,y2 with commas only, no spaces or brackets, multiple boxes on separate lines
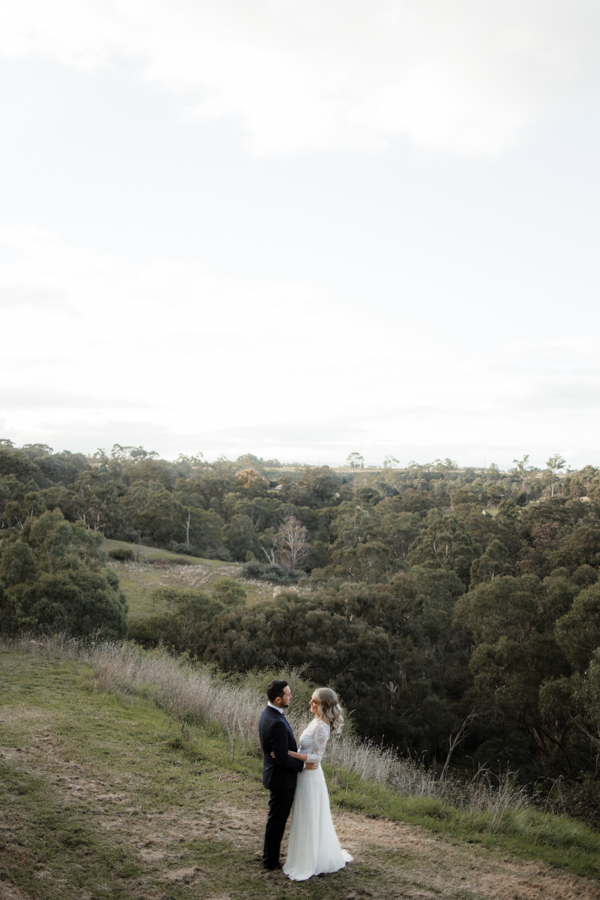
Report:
103,538,227,565
325,771,600,879
103,538,277,618
0,647,380,899
1,644,599,900
103,538,235,619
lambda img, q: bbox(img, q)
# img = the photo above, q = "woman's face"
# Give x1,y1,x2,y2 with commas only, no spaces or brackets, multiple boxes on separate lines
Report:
309,694,320,716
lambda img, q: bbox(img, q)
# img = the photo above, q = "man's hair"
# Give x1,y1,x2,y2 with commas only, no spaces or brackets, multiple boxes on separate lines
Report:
267,680,288,702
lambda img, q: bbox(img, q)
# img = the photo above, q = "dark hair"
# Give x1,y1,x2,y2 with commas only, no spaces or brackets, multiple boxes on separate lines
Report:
267,680,288,702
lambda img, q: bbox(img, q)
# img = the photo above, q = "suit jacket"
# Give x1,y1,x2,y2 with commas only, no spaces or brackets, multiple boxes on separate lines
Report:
258,705,304,791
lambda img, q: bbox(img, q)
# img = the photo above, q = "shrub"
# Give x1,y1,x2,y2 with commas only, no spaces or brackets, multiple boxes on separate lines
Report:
108,547,135,562
241,560,301,584
170,542,201,557
211,577,246,607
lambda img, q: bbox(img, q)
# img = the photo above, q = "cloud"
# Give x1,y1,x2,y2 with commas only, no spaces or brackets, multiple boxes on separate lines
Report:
0,284,69,311
2,226,600,470
0,387,149,410
1,1,599,156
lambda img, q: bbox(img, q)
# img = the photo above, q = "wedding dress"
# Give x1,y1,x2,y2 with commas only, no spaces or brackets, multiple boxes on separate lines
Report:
283,718,353,881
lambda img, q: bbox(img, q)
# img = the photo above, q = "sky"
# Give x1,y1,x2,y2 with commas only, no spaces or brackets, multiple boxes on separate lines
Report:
1,1,600,470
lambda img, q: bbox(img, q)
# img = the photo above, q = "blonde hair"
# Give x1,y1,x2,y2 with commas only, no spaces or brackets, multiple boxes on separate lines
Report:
314,688,344,733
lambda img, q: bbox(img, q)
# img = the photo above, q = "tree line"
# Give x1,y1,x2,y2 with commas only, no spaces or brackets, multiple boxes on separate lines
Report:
1,440,600,811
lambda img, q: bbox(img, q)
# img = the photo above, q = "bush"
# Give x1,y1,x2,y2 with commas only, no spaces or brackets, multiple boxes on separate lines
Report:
131,588,225,654
242,559,263,578
108,547,135,562
241,560,301,584
211,577,246,607
4,570,128,639
170,542,201,557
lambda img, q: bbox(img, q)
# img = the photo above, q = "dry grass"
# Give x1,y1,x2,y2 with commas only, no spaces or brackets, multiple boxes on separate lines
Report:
8,634,528,825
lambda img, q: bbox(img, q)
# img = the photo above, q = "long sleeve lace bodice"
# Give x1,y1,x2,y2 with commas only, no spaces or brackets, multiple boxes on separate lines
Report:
299,718,330,765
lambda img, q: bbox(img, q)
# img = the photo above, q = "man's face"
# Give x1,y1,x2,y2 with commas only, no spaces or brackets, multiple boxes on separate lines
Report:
279,686,292,708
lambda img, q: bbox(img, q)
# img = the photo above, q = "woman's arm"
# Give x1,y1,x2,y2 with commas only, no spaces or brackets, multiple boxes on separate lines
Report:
268,721,304,772
271,749,308,761
304,723,330,765
288,749,308,761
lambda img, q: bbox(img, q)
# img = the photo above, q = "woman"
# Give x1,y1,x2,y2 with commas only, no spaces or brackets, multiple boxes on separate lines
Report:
282,688,353,881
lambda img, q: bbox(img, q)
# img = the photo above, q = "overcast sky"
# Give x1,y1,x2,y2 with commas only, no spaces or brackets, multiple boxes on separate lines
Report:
1,1,600,469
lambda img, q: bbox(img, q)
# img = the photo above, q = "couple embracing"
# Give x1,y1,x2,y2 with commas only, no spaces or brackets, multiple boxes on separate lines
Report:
258,679,353,881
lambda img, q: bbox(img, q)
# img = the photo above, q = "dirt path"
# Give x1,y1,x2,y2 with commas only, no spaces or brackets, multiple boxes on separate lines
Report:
2,707,599,900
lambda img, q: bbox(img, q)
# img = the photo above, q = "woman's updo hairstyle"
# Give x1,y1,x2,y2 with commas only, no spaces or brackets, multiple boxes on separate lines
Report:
314,688,344,733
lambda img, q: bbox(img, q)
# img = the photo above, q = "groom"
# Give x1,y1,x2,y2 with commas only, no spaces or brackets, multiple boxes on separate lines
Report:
258,680,318,870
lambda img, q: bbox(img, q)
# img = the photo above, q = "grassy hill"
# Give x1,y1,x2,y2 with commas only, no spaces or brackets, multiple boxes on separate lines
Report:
2,639,600,900
103,539,283,620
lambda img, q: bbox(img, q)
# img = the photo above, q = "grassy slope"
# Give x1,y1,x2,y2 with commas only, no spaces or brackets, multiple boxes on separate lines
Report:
1,646,600,900
103,539,275,619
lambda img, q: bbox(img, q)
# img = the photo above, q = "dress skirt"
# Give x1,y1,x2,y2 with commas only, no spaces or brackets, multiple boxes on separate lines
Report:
283,766,353,881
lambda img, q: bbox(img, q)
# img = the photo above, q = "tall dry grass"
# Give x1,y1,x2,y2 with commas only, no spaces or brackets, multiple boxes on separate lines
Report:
6,635,529,821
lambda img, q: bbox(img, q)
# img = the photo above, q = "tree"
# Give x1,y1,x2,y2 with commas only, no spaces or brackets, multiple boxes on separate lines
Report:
0,509,127,638
408,515,481,586
547,453,567,473
512,455,532,476
378,510,421,560
547,526,600,572
546,453,567,498
555,584,600,674
234,467,270,497
469,539,513,585
223,514,258,561
272,516,311,571
0,447,44,484
327,540,396,583
12,569,127,639
346,452,364,469
453,574,584,775
302,466,343,503
131,588,223,654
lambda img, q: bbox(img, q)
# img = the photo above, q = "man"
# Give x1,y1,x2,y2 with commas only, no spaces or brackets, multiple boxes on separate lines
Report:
258,679,318,871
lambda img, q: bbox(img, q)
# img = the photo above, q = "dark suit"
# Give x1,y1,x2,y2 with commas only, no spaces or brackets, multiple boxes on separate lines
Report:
258,705,304,868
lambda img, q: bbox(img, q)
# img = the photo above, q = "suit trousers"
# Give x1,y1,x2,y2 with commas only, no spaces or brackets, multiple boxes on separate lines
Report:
263,787,295,867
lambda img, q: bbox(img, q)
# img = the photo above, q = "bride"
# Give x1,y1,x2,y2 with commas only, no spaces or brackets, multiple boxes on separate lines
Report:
282,688,353,881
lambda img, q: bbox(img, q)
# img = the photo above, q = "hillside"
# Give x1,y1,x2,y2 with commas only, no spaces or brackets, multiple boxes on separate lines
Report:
1,642,600,900
103,540,289,619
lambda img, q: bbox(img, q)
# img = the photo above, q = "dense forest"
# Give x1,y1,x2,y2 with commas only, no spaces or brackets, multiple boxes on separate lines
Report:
1,439,600,808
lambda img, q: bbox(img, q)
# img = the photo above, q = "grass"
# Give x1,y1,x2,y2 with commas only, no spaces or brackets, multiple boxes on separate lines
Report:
0,650,273,898
0,645,408,900
103,538,226,565
2,636,600,897
103,539,284,618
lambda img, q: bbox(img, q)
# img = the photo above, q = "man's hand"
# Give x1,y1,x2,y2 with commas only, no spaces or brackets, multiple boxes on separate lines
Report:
305,762,319,770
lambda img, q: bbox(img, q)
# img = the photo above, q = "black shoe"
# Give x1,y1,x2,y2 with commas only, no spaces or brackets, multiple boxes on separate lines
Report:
262,861,282,871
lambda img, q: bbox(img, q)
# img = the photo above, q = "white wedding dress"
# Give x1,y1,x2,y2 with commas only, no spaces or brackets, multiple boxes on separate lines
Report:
283,718,353,881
